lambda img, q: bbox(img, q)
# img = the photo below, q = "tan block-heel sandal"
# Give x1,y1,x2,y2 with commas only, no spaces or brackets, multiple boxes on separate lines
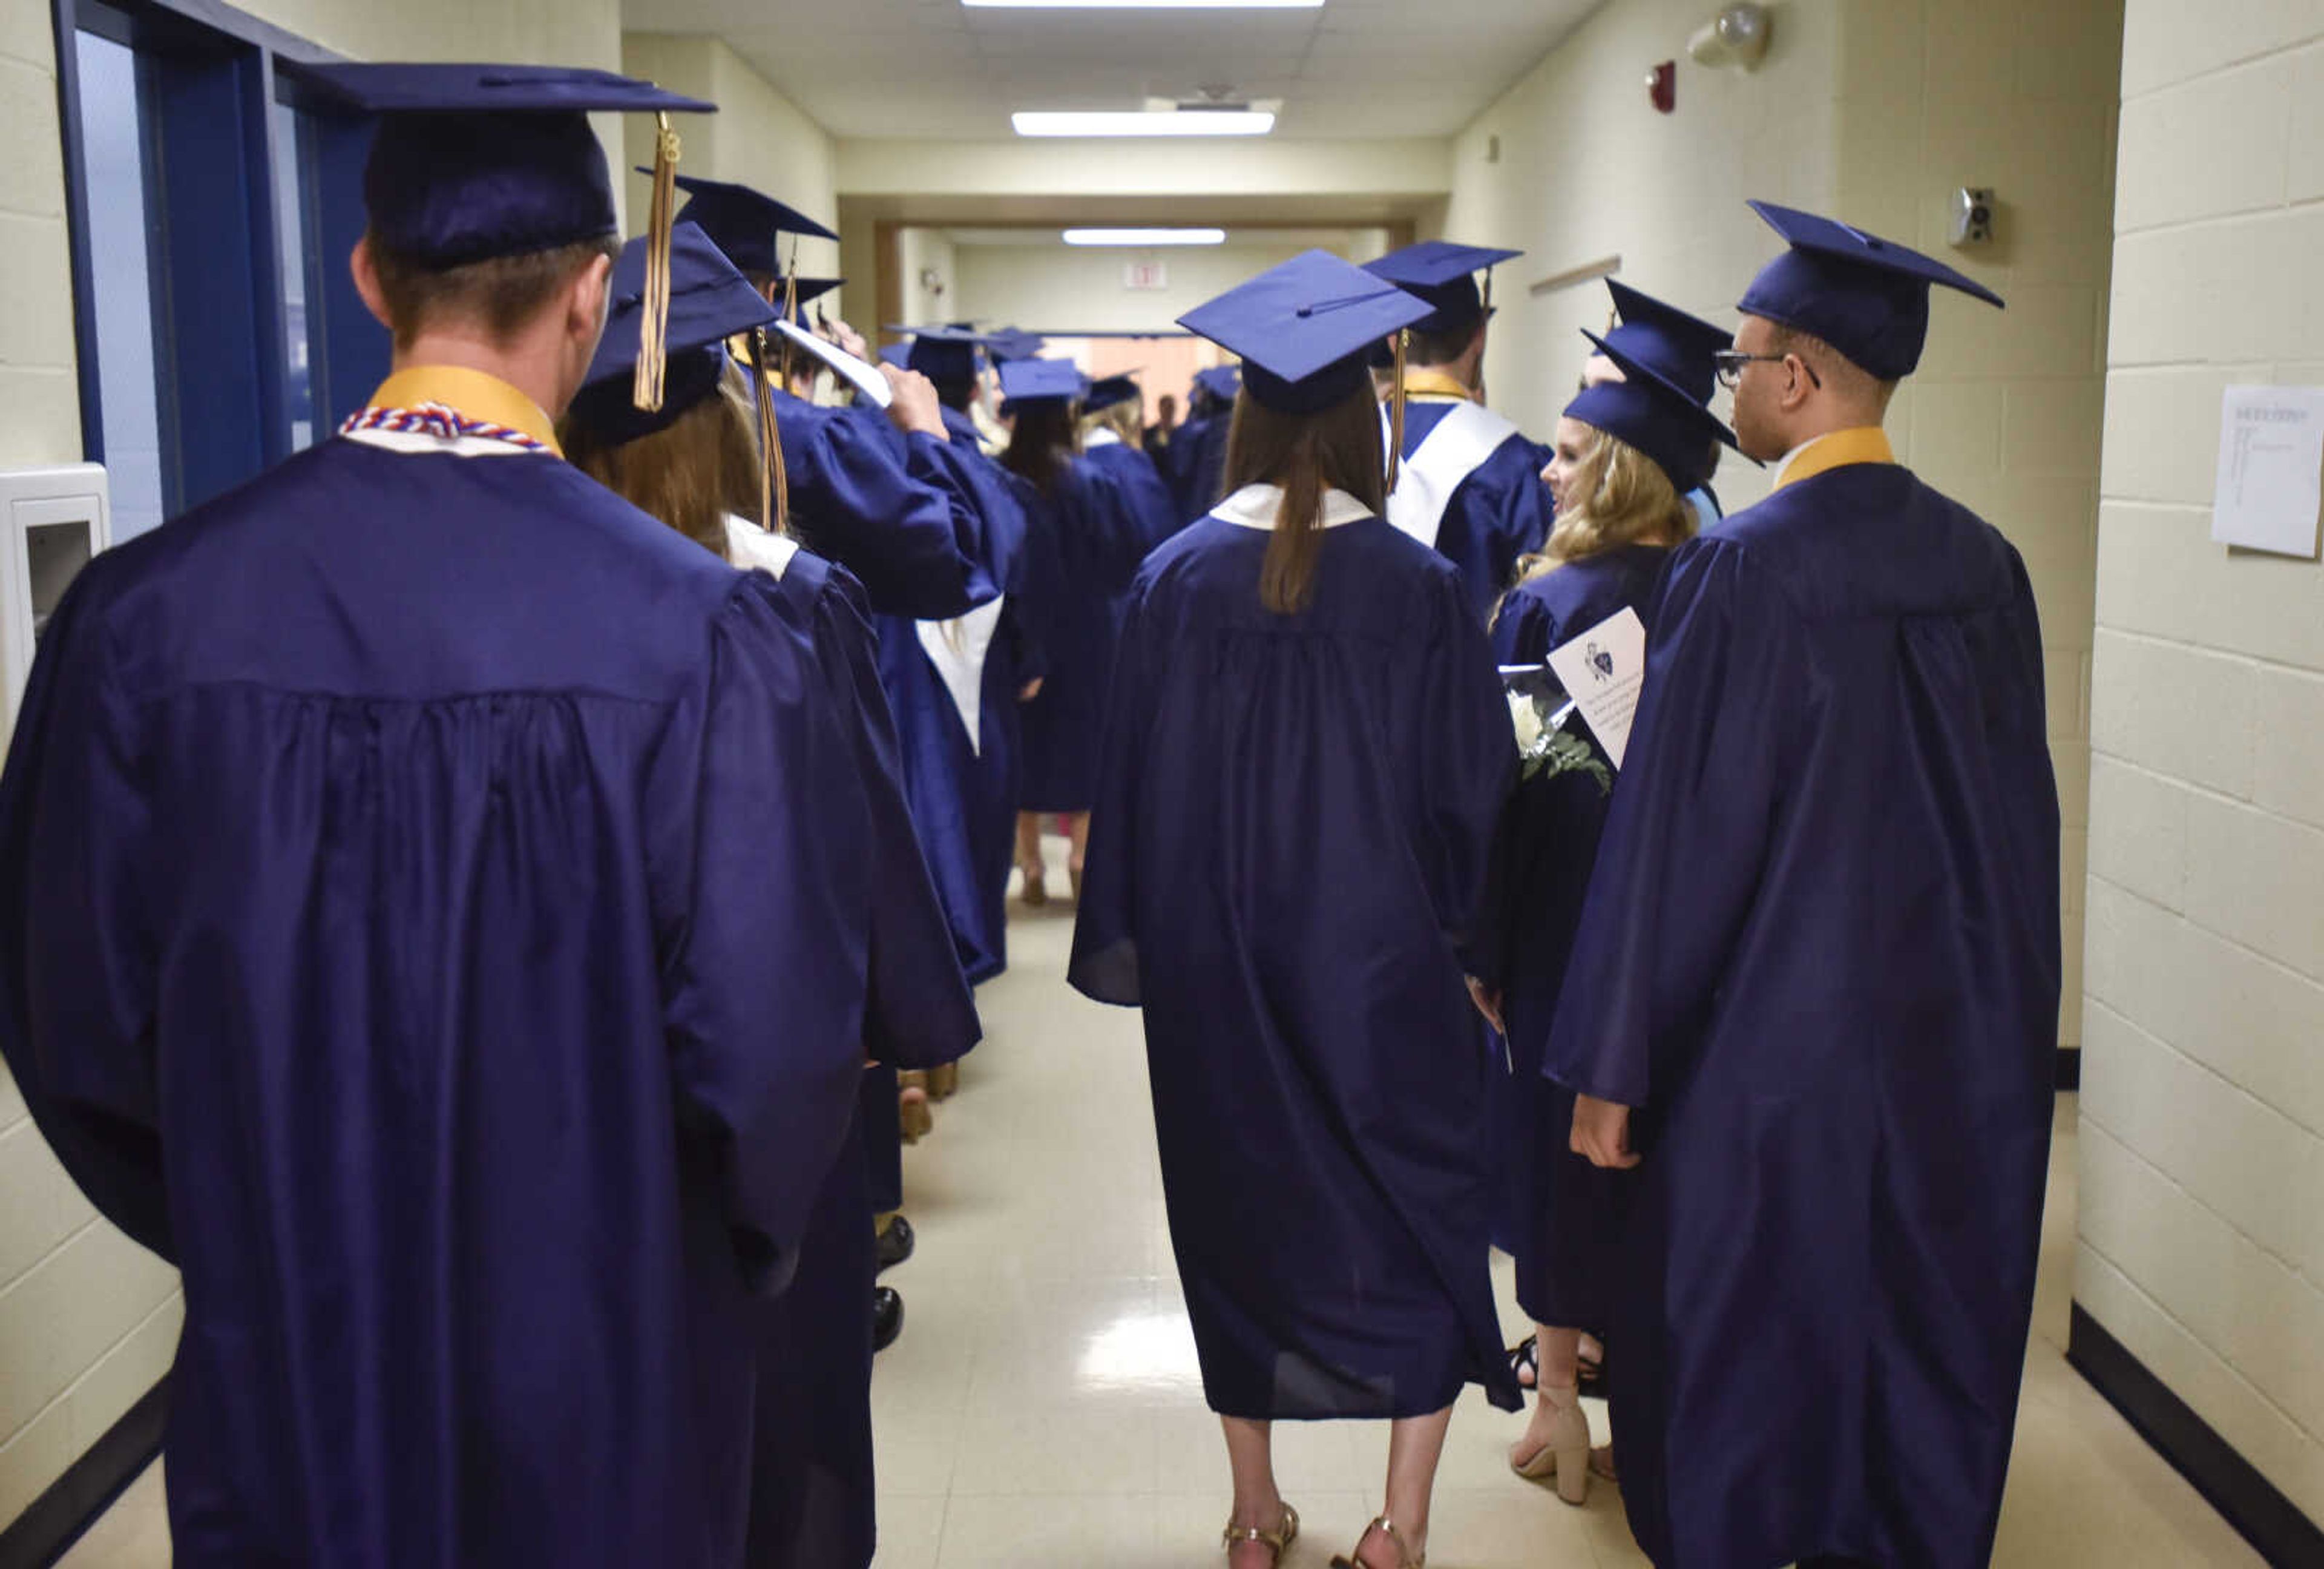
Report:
1222,1501,1299,1564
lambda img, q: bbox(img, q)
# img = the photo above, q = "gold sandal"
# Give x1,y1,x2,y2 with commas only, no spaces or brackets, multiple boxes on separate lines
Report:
1222,1501,1299,1564
1330,1514,1423,1569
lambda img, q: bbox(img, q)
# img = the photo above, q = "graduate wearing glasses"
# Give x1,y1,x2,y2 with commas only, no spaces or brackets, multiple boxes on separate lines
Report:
1552,203,2060,1569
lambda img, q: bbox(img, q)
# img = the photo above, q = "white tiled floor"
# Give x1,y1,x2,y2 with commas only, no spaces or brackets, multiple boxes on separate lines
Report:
59,848,2267,1567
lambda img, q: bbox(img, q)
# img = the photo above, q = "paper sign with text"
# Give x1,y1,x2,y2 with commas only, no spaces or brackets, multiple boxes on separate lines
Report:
1546,606,1648,770
2212,386,2324,559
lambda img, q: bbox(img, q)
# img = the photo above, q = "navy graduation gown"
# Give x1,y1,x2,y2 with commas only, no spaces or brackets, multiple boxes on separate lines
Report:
868,426,1031,985
1396,398,1555,621
1480,545,1669,1329
1016,444,1171,814
1544,462,2061,1569
1167,413,1233,524
738,536,981,1569
0,433,878,1569
1071,498,1523,1421
770,387,1001,620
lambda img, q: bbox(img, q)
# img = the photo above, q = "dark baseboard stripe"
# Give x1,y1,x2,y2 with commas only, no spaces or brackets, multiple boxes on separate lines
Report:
2056,1045,2083,1091
2069,1304,2323,1568
0,1378,168,1569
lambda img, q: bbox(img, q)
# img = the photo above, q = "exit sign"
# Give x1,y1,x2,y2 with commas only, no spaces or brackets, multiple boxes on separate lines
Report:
1124,261,1169,291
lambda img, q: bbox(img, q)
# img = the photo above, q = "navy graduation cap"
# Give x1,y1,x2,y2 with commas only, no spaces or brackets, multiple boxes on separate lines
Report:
566,222,775,445
1604,279,1733,404
1086,373,1141,412
1178,250,1430,414
301,63,712,269
1738,200,2004,381
1563,329,1743,495
776,277,842,324
1363,240,1523,335
983,329,1048,363
890,323,988,385
997,358,1086,404
1192,365,1242,403
661,173,838,275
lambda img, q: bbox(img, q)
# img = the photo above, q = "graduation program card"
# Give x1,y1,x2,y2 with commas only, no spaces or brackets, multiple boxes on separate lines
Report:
1547,607,1647,769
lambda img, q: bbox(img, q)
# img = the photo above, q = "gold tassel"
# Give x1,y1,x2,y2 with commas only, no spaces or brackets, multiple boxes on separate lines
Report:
632,113,681,414
753,327,790,536
776,275,800,395
1387,327,1410,493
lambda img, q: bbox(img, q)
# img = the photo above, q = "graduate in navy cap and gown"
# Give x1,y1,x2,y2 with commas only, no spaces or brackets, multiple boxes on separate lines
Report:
864,323,1042,987
561,226,980,1569
1472,326,1742,1506
1366,241,1556,620
1004,358,1176,904
1072,251,1520,1569
1081,372,1182,542
670,173,1006,623
1551,202,2060,1569
1577,279,1739,533
1167,363,1240,521
0,65,888,1568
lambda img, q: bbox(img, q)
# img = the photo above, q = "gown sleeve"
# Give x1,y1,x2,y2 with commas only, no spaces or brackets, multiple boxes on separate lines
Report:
0,566,172,1258
1065,573,1153,1007
656,578,884,1294
1416,566,1520,962
781,407,1001,621
1489,588,1552,666
1540,538,1806,1110
807,566,983,1071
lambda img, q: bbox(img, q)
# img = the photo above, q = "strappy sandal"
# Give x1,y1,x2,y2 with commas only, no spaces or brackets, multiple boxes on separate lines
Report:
1221,1501,1299,1564
1506,1337,1538,1389
1330,1514,1423,1569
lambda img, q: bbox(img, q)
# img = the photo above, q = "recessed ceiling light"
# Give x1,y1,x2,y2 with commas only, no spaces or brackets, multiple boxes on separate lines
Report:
1063,228,1229,246
1013,110,1276,137
970,1,1319,8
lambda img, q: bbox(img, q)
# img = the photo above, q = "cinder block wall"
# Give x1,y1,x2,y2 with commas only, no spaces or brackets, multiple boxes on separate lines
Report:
2079,1,2324,1528
1835,0,2124,1055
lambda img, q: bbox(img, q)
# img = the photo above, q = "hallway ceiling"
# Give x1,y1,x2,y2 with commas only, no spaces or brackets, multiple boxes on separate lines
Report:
623,0,1600,139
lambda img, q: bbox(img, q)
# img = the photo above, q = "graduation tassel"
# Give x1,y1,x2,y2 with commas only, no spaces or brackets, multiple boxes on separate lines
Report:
632,113,681,414
776,274,800,397
752,326,790,536
1387,326,1410,493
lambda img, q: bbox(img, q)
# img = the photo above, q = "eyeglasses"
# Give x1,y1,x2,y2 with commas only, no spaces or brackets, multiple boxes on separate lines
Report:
1713,349,1820,390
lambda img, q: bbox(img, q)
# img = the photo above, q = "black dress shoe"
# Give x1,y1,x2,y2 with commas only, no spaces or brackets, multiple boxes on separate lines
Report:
872,1286,905,1354
876,1214,916,1274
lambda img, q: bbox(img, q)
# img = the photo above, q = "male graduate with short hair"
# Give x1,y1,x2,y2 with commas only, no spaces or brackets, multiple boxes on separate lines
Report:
1367,240,1557,619
0,65,888,1568
1551,201,2061,1569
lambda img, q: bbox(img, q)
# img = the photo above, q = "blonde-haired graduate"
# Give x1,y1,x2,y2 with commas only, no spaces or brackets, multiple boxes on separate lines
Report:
1474,318,1745,1505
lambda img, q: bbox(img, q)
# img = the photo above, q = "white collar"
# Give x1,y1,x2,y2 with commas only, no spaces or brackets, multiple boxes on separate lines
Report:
1210,483,1375,532
724,513,800,579
1085,427,1123,449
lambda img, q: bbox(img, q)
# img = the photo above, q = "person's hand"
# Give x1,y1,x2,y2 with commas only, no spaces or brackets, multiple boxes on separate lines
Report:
882,366,947,439
1571,1093,1641,1169
1465,978,1505,1034
819,315,868,363
1018,677,1045,702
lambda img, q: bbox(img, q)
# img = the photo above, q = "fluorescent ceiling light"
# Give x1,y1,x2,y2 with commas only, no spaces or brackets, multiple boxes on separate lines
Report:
1013,110,1276,137
971,1,1319,8
1064,228,1227,246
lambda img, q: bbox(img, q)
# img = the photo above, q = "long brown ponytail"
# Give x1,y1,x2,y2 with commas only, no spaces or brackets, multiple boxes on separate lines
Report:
1222,380,1387,615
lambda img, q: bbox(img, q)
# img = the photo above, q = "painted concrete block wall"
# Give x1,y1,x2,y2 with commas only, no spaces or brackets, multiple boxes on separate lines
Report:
2080,0,2324,1529
1833,0,2123,1051
1442,0,1845,462
0,0,620,1533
